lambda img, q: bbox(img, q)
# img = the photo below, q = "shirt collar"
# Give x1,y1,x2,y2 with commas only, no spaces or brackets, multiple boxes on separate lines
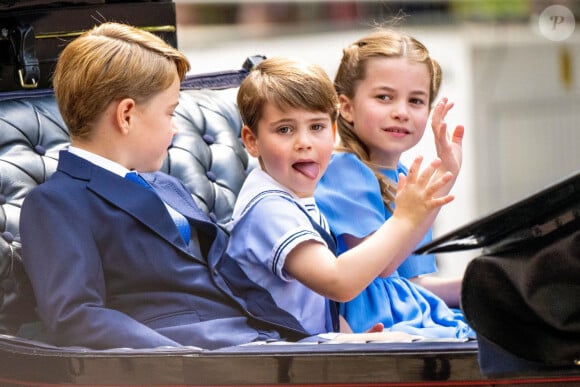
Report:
68,146,130,177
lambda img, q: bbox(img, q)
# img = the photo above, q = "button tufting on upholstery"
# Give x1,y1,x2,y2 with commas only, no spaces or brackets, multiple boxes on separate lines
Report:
1,231,14,243
202,134,215,145
209,212,217,223
161,89,248,226
33,144,46,155
206,171,217,182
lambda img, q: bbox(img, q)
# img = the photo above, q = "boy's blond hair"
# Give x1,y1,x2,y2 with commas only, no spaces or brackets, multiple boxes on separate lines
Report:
237,57,338,134
53,22,190,139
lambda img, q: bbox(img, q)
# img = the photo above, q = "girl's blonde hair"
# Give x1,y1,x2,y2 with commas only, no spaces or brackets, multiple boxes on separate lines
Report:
53,22,190,139
334,28,442,212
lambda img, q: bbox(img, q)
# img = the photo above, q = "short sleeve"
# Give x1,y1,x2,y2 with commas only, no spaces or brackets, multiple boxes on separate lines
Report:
315,153,385,253
234,195,327,280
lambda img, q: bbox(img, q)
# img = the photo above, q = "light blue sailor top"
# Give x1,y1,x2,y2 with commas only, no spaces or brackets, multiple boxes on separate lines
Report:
225,168,333,335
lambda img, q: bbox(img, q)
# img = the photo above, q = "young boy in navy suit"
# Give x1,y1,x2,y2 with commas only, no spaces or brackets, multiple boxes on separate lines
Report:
20,22,307,350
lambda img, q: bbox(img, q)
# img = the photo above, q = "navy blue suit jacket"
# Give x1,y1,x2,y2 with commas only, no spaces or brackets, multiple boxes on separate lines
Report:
20,150,307,350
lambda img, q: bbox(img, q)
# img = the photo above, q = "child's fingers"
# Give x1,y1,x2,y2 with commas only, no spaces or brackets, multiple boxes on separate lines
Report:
424,171,454,198
405,155,424,182
443,100,454,115
415,158,442,188
432,99,455,144
439,99,454,118
429,194,455,208
366,323,385,333
434,122,448,144
452,124,465,145
397,173,408,193
431,98,453,127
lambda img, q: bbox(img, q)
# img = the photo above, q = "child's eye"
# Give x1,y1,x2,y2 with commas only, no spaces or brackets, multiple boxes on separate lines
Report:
410,98,426,105
278,126,292,134
311,123,325,131
377,94,392,101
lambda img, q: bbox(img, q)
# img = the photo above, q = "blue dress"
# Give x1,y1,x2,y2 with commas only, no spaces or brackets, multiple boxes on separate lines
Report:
315,152,474,339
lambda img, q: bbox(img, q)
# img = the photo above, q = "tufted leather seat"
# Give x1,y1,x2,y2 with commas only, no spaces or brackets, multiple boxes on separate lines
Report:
0,87,249,336
161,89,248,224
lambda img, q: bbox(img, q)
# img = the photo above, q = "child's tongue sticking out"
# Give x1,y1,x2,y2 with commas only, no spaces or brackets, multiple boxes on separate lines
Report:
293,161,319,179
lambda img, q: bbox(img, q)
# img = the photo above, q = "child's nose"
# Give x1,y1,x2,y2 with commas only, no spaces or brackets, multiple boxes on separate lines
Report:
295,130,312,149
391,102,409,121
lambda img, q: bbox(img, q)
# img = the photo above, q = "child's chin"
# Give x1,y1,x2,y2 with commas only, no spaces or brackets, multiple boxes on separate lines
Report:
293,186,317,198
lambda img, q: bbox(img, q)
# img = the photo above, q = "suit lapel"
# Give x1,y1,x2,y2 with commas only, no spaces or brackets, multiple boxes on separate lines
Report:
58,151,202,258
93,171,189,249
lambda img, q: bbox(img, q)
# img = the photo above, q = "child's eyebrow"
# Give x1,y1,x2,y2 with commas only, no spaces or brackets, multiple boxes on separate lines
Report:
372,85,395,93
409,90,429,96
269,117,296,126
373,85,429,96
306,114,332,122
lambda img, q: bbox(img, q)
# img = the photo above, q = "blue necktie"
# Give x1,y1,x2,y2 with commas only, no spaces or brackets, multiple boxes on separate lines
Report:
125,171,191,244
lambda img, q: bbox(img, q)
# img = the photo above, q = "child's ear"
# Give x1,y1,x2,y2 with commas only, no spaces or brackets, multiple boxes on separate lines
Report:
116,98,136,134
241,125,260,157
338,94,353,123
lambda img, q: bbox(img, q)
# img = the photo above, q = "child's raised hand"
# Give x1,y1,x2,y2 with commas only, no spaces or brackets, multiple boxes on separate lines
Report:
394,155,454,225
431,98,464,180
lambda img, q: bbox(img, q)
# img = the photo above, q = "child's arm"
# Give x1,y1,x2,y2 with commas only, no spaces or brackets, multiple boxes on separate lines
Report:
409,276,461,308
285,156,453,302
431,98,464,194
